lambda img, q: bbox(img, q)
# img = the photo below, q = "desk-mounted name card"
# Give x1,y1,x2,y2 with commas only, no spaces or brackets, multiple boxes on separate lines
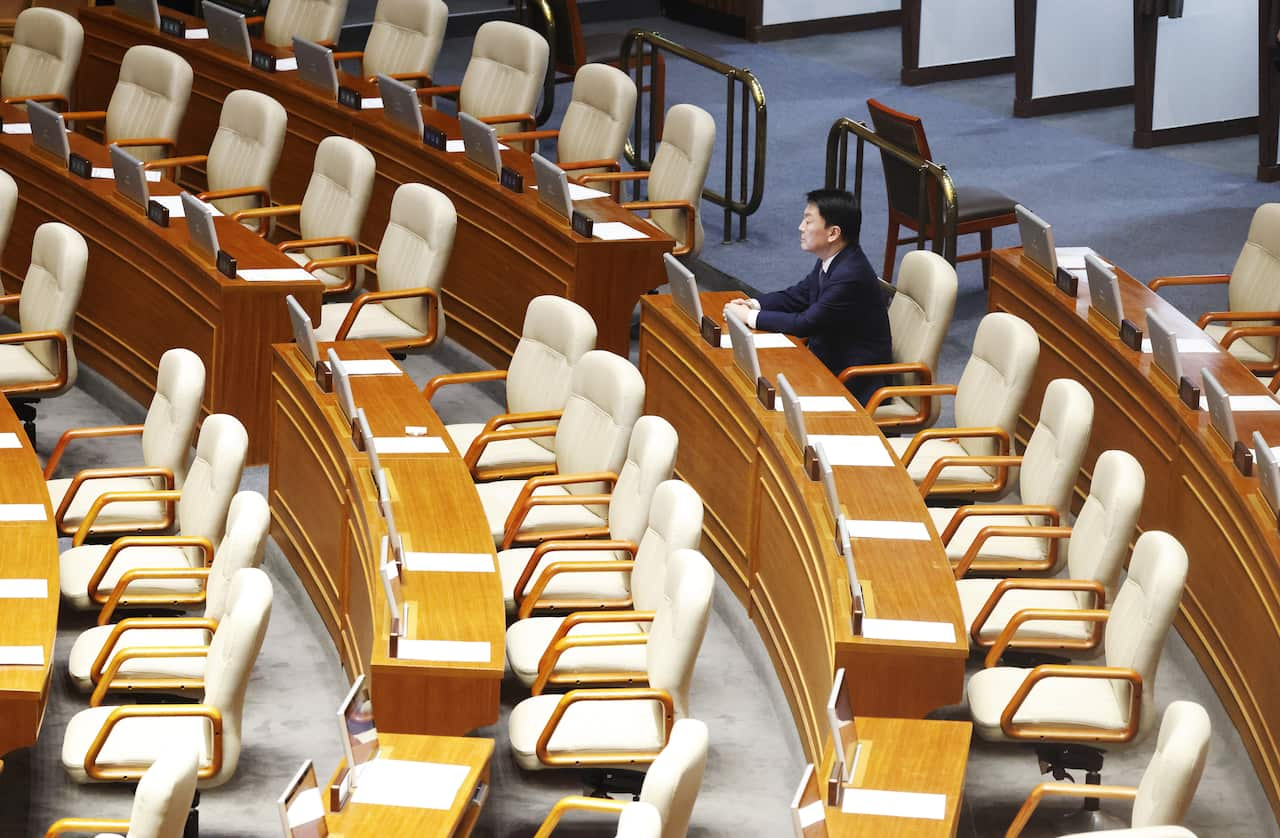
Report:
216,250,237,279
1234,440,1254,477
422,125,447,150
1179,376,1201,410
67,153,92,179
756,376,776,410
500,166,524,193
850,590,865,637
570,210,594,238
1119,319,1143,351
1054,267,1078,296
337,86,362,110
159,15,186,36
803,444,820,480
314,360,333,393
699,316,721,349
146,199,170,228
351,417,364,451
251,50,277,72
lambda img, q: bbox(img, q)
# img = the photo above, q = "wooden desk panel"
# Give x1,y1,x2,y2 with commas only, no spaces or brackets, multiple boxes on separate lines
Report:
989,247,1280,828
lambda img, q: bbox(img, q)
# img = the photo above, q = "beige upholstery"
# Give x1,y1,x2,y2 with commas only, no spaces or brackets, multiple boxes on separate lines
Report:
362,0,447,81
67,491,270,693
475,349,646,545
1,8,82,104
203,90,287,216
956,450,1145,646
967,530,1187,747
286,135,376,289
61,567,273,788
45,746,198,838
103,45,192,161
458,21,548,134
0,168,17,313
888,311,1040,494
615,802,663,838
554,63,636,170
1063,830,1197,838
262,0,348,48
58,415,249,609
639,717,709,838
47,348,206,535
316,182,455,349
443,295,597,474
507,549,713,771
1200,203,1280,363
0,221,86,397
646,104,715,256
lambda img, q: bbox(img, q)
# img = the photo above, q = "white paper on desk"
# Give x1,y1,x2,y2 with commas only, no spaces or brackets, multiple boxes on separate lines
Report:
0,432,20,449
396,639,491,663
1,123,32,134
351,758,471,810
149,194,223,218
798,800,825,827
1198,395,1280,412
0,645,44,665
1140,337,1217,354
372,436,448,454
719,332,794,349
237,268,313,283
90,168,162,182
403,552,494,573
333,359,402,376
841,788,946,820
773,397,857,415
1054,247,1098,270
184,28,209,39
0,579,47,598
286,787,324,827
591,221,649,241
805,434,894,467
845,520,931,541
444,138,508,152
275,57,298,71
861,619,956,644
0,504,46,522
528,183,611,201
362,97,383,109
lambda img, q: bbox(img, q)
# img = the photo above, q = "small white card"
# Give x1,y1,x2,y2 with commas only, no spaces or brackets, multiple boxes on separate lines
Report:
0,579,48,598
351,758,471,810
861,619,956,644
445,139,466,153
0,432,21,449
373,436,448,454
591,221,649,241
805,434,893,467
404,425,428,436
335,359,402,376
1140,337,1217,354
275,57,299,72
797,800,825,827
845,520,930,541
567,183,610,201
1199,395,1280,412
184,28,209,39
286,787,324,827
396,639,491,663
0,645,44,665
773,396,856,415
1054,247,1097,270
841,789,946,820
720,332,795,349
149,194,223,218
362,97,383,110
403,552,494,573
91,168,162,182
0,504,47,522
237,267,314,283
2,123,32,135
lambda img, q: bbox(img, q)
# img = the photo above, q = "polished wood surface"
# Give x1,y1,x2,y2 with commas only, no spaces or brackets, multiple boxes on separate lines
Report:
0,102,322,465
0,398,59,757
76,8,673,366
638,292,967,764
269,339,504,736
989,246,1280,827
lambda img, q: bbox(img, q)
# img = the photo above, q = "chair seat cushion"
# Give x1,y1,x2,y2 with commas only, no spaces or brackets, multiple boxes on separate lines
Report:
47,475,169,532
497,546,630,612
954,185,1017,224
929,508,1050,566
967,665,1127,742
447,423,557,474
872,396,921,421
62,704,213,783
888,437,996,487
0,343,55,387
1205,323,1273,365
476,479,607,546
956,579,1092,645
286,250,345,288
59,544,201,610
316,302,422,343
506,615,648,686
67,623,211,692
507,692,667,771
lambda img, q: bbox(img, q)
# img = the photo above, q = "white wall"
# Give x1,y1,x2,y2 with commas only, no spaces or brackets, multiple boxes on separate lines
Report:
1032,0,1133,99
761,0,898,27
917,0,1014,68
1152,0,1256,130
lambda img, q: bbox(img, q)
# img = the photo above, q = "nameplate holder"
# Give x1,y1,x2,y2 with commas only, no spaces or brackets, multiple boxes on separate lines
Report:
698,316,721,349
1118,319,1143,351
1234,441,1254,477
387,630,399,659
1178,376,1201,410
251,50,277,72
159,15,186,36
422,125,447,150
571,210,594,238
471,780,490,808
351,418,364,451
756,376,776,411
826,760,844,807
500,166,524,193
328,767,353,812
803,444,821,480
216,250,237,278
67,152,93,179
314,361,333,393
146,199,170,227
337,86,362,110
1054,267,1078,296
850,590,865,636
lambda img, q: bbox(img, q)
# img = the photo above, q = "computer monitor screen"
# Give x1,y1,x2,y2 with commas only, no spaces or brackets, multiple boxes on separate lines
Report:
1015,204,1056,276
531,152,574,219
458,111,501,176
825,668,858,782
1254,431,1280,515
27,101,69,164
286,295,319,369
327,349,357,423
1086,252,1123,327
377,73,425,138
182,192,221,263
109,144,150,210
293,37,338,97
665,253,702,326
335,675,379,787
202,0,252,62
118,0,160,29
1145,307,1181,384
277,760,327,838
725,309,761,386
778,372,805,455
1202,368,1236,448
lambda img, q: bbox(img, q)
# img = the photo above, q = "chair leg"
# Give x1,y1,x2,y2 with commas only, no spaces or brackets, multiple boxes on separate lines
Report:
883,221,899,283
980,228,993,289
9,399,37,445
183,789,200,838
583,767,647,800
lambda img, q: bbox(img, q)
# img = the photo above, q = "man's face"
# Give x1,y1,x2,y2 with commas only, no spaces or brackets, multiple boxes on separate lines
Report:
798,203,836,254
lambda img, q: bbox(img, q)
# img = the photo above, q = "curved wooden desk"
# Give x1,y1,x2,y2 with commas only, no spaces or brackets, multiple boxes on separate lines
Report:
638,292,968,764
77,8,674,367
0,398,59,759
269,340,504,736
989,247,1280,827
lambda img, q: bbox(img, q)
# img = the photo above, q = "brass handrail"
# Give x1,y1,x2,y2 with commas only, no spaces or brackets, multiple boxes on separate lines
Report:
825,116,958,265
515,0,559,126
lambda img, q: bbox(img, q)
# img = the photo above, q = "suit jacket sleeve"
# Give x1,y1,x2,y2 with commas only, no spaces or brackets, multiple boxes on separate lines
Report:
755,258,865,338
756,266,816,314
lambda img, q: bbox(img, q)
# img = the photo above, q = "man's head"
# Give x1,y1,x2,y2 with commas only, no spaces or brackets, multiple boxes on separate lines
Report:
799,189,860,258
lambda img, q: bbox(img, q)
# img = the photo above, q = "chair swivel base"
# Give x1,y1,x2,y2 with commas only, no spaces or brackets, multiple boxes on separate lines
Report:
7,398,38,445
184,790,200,838
1034,743,1127,832
583,767,646,800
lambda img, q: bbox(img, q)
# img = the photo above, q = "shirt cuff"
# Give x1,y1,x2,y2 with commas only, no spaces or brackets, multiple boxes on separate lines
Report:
747,298,761,310
745,308,759,329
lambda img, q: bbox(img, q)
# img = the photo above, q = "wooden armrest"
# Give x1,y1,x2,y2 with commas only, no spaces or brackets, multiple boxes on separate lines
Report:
243,15,264,26
87,535,215,607
279,235,356,253
477,111,535,129
330,50,362,62
939,504,1059,544
620,199,695,255
900,425,1010,469
864,382,956,416
113,137,177,155
463,410,564,477
532,610,656,695
970,578,1105,649
90,645,210,706
416,84,460,100
1217,325,1280,373
384,71,432,87
85,704,222,781
1005,781,1137,837
198,186,268,204
73,490,182,546
54,465,175,535
142,154,207,172
919,452,1021,498
841,361,932,383
303,252,377,273
0,329,68,397
577,170,649,202
533,796,628,838
334,287,440,350
500,129,559,143
986,609,1109,667
998,658,1141,744
535,687,673,767
501,472,619,549
1197,309,1280,328
1148,273,1229,292
44,818,133,837
501,494,615,551
514,539,639,616
0,293,19,306
229,203,301,239
5,93,68,109
45,424,145,478
97,568,211,626
954,524,1072,578
561,158,621,174
91,616,218,685
422,369,507,401
60,110,107,122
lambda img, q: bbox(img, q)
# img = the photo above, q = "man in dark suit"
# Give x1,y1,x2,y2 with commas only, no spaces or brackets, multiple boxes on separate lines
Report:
725,189,892,404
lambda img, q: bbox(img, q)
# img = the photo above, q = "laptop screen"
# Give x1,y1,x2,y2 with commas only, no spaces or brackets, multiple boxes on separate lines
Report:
458,111,501,176
286,295,319,369
1202,368,1236,448
665,253,702,325
293,37,338,97
181,192,221,263
202,0,252,62
1085,252,1123,327
531,153,573,219
725,309,761,386
118,0,161,29
277,761,327,838
109,144,150,209
377,73,424,138
1145,307,1181,384
1015,204,1056,276
27,101,69,164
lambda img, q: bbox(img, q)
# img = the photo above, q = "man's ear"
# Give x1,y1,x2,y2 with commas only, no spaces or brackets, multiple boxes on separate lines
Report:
827,224,842,244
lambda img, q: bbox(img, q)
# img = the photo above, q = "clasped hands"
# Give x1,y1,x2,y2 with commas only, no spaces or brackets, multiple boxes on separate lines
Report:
723,297,760,324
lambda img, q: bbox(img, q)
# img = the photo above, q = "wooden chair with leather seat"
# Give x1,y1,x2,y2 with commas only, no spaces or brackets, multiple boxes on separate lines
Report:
0,6,82,109
866,98,1018,287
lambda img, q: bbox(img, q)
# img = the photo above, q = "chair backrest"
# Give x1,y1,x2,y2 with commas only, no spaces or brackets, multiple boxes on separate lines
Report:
300,136,376,279
1018,378,1092,513
506,295,597,452
262,0,348,47
1064,450,1145,602
631,480,704,612
953,312,1039,462
646,549,714,719
205,90,287,216
177,414,248,560
866,98,937,226
887,250,957,424
1131,701,1211,828
553,350,645,499
1,7,82,103
0,169,17,266
648,104,715,256
1105,530,1188,741
202,491,270,621
1226,203,1280,358
458,21,548,132
141,348,205,488
124,745,199,838
105,45,192,161
607,416,678,542
615,802,663,838
557,63,636,169
376,182,455,338
640,717,709,838
202,567,272,787
19,221,85,392
363,0,447,81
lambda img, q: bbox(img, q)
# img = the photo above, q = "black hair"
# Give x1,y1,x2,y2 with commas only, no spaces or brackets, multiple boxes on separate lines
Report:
805,189,860,244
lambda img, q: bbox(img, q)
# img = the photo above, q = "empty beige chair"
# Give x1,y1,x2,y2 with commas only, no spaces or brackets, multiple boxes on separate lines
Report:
45,348,205,538
931,378,1094,577
847,249,958,431
66,491,270,694
885,312,1040,499
57,414,248,611
43,746,199,838
253,0,349,48
507,549,712,772
231,135,375,295
473,350,646,547
535,800,662,838
1150,203,1280,375
502,63,636,173
0,168,18,294
956,450,1144,651
1062,829,1196,838
534,718,708,838
61,45,192,161
581,103,715,257
61,567,273,788
426,295,597,478
332,0,447,86
313,182,455,353
1,7,82,109
417,20,549,135
1007,702,1210,837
